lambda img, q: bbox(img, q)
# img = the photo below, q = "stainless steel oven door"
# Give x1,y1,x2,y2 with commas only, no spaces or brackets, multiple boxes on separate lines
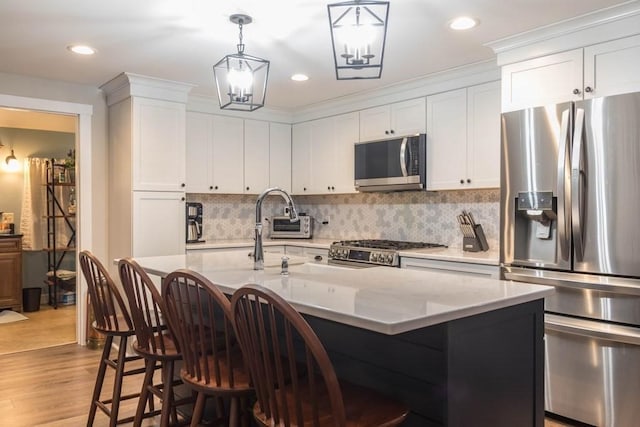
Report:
545,314,640,427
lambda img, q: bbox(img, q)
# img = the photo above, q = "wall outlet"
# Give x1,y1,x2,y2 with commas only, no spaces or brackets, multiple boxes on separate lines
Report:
283,206,290,216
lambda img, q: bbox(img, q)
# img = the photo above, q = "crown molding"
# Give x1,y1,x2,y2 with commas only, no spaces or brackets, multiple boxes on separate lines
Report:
100,72,196,106
486,1,640,65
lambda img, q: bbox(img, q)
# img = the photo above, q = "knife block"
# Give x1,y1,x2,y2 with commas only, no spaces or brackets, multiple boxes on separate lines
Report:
463,224,489,252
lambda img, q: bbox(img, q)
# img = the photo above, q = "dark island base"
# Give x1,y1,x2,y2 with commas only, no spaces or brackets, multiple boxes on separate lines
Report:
302,299,545,427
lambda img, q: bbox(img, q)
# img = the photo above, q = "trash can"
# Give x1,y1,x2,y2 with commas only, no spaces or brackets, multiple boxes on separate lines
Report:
22,287,42,312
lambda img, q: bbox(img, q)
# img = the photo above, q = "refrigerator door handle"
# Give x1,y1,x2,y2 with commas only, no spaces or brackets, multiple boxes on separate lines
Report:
556,108,571,261
571,108,585,261
545,314,640,346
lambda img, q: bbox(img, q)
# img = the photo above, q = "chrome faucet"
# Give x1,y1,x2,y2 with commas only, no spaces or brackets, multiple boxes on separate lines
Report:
253,187,299,270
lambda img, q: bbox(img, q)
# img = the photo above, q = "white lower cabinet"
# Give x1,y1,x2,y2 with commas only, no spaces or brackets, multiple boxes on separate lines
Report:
400,256,499,279
132,191,186,257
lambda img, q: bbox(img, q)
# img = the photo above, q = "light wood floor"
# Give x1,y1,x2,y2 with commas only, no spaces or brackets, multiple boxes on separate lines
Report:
0,342,581,427
0,303,76,355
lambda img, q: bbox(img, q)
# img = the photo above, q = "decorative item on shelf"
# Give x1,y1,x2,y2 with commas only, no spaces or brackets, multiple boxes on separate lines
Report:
457,210,489,252
327,0,389,80
213,14,269,112
64,149,75,183
68,187,77,215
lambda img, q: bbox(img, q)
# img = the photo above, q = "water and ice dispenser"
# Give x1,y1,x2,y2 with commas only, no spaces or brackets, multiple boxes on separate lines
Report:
513,191,559,265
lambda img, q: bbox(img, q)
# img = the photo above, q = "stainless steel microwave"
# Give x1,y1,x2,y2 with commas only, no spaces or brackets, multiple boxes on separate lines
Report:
354,134,426,192
269,216,313,239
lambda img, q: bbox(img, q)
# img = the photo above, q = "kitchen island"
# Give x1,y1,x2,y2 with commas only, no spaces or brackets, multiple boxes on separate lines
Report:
133,250,553,427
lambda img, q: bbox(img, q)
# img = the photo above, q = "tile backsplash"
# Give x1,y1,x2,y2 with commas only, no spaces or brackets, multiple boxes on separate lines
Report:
189,189,500,249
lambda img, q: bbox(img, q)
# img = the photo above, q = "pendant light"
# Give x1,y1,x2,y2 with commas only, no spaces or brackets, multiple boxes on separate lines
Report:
213,14,270,111
327,0,389,80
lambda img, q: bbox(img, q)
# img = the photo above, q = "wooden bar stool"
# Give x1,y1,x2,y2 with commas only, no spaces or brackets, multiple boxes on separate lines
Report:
231,284,409,427
79,251,152,427
118,258,193,427
163,269,254,427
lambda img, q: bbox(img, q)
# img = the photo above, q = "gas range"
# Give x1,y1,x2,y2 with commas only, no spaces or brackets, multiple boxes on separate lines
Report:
328,239,447,268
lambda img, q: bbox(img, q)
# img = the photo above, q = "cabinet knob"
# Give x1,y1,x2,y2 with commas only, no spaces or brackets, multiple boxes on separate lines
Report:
573,88,581,95
467,179,471,183
181,197,185,202
214,186,219,190
585,86,593,93
460,179,464,184
390,129,395,134
331,186,335,190
209,185,213,190
327,186,331,190
303,187,307,191
180,183,185,188
385,130,389,135
314,255,323,262
246,186,250,191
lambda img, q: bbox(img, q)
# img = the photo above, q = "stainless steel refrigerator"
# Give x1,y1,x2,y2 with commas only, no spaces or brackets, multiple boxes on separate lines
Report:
500,92,640,427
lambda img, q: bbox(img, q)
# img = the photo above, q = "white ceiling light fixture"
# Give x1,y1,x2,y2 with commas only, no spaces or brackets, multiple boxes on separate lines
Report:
327,0,389,80
67,44,96,55
449,16,478,31
213,14,270,112
291,74,309,82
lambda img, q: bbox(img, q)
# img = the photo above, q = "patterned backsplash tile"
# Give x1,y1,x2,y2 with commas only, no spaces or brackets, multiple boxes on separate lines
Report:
188,189,500,249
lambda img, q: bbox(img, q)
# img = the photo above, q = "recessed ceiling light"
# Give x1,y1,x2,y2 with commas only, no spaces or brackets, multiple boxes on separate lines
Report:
67,44,96,55
291,74,309,82
449,16,478,31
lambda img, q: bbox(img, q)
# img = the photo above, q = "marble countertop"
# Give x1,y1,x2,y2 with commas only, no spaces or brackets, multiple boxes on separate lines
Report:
133,250,552,335
187,238,500,266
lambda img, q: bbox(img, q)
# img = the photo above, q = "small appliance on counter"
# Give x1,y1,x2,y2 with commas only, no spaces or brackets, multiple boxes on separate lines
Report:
457,210,489,252
186,202,204,243
269,213,313,239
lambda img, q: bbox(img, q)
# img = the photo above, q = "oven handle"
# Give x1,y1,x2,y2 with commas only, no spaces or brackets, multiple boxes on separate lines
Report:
545,314,640,346
504,267,640,296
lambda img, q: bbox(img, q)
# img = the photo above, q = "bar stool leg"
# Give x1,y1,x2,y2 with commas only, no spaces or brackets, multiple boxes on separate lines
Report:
159,361,175,427
108,336,129,427
87,334,114,427
134,358,157,427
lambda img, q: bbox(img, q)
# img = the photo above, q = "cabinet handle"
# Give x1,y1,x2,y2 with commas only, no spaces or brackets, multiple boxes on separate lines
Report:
180,183,185,188
573,88,581,95
460,179,464,184
585,86,593,93
466,179,471,183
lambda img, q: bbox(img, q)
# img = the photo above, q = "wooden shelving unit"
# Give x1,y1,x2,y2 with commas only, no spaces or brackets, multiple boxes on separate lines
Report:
44,160,76,308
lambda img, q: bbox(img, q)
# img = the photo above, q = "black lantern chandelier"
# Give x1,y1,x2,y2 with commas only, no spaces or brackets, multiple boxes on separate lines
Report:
327,0,389,80
213,14,270,111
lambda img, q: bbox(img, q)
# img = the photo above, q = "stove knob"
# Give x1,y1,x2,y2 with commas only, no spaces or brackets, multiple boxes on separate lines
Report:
371,253,378,262
386,254,393,264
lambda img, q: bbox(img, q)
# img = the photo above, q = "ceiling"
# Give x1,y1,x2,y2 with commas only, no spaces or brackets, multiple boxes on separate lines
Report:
0,0,631,111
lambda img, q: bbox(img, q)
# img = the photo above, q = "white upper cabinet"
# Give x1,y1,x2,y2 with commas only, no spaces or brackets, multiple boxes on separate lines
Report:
292,112,359,195
132,97,186,191
359,98,426,141
244,119,270,194
185,111,214,193
269,122,292,193
502,34,640,112
211,115,244,194
427,81,501,190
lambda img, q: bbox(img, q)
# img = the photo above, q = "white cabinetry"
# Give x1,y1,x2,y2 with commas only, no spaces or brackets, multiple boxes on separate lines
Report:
269,122,292,193
244,119,269,194
426,81,501,190
102,73,192,262
212,115,244,194
186,111,213,193
501,34,640,112
400,257,499,279
359,98,426,141
292,112,359,195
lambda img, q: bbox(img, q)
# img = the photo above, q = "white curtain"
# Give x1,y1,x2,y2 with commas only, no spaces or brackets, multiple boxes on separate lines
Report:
20,158,73,251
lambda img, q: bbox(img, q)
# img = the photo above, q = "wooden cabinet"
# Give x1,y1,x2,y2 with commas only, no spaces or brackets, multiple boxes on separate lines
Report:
426,81,501,190
292,112,358,195
0,236,23,311
359,98,426,141
502,34,640,111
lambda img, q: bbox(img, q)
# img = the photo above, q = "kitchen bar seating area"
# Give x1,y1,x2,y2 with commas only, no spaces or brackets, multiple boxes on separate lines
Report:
68,250,551,427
